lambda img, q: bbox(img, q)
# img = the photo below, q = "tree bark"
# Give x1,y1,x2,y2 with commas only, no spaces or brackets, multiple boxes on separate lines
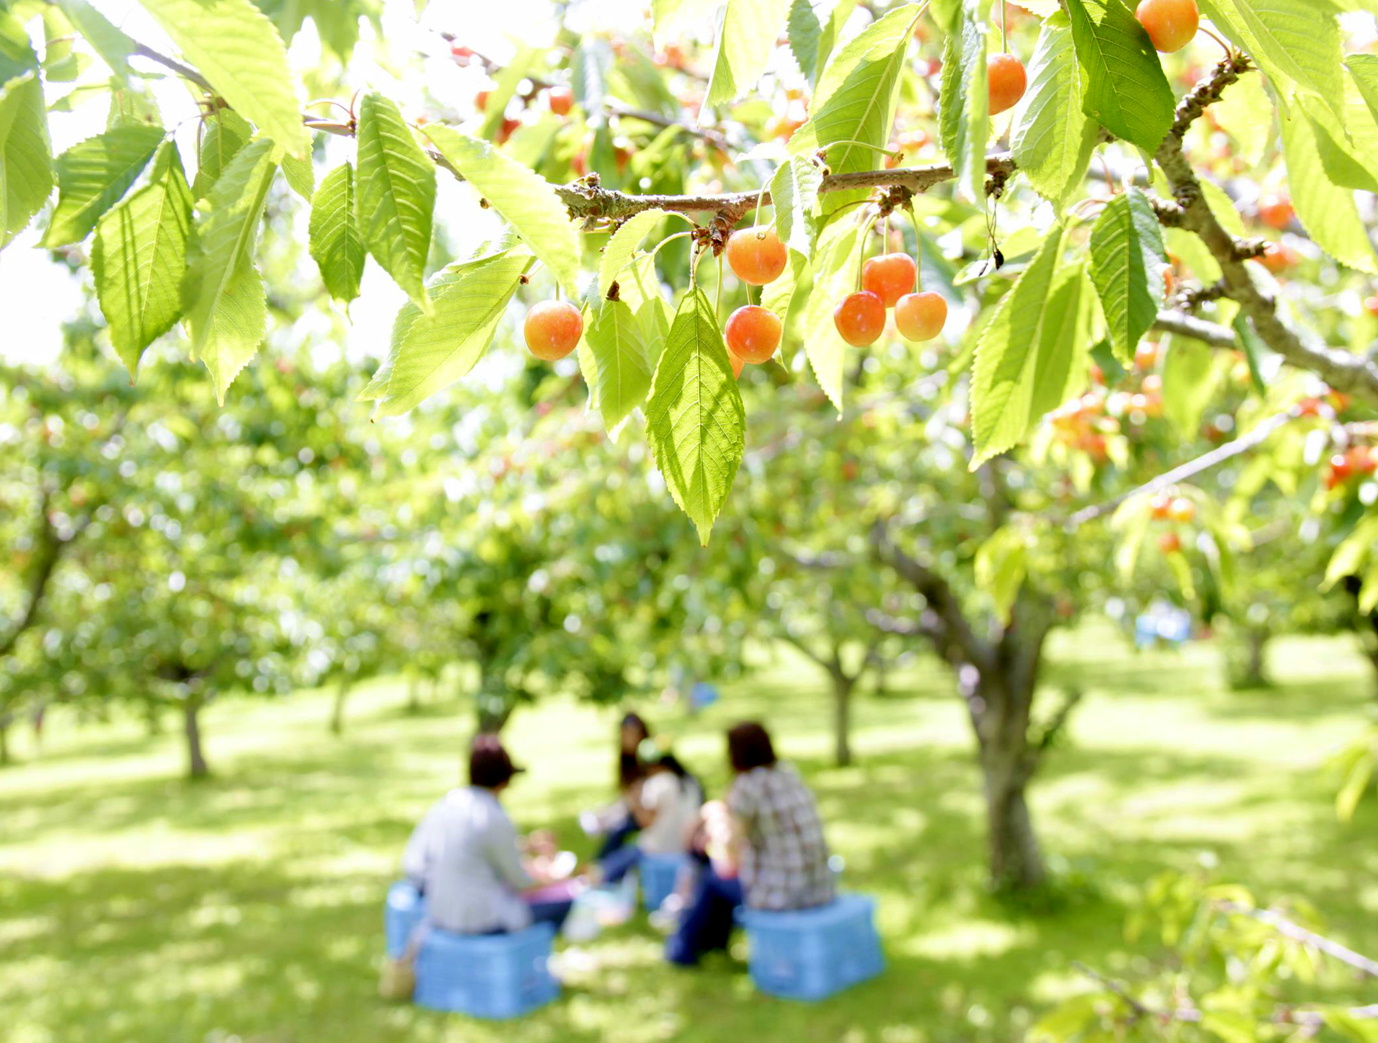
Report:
183,696,209,779
831,670,856,767
1367,643,1378,703
0,717,10,767
329,680,352,735
1244,628,1271,688
979,737,1046,892
406,674,422,714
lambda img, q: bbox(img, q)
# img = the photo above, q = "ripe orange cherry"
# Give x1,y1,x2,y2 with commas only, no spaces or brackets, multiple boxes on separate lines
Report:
1158,531,1183,554
862,253,918,308
894,291,948,341
724,305,783,364
1135,0,1199,53
523,300,584,361
833,291,886,347
548,85,574,116
725,226,788,285
730,352,745,379
1257,193,1294,231
1256,242,1294,274
1166,496,1196,523
988,54,1028,117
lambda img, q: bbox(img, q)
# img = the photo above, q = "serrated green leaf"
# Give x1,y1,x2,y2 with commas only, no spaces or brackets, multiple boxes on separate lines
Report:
971,229,1094,464
92,139,192,374
1198,0,1344,121
1065,0,1175,152
365,250,532,417
55,0,135,79
787,0,825,85
1208,68,1271,167
0,72,52,250
599,209,670,298
1296,92,1378,193
182,137,276,401
1161,333,1222,437
356,92,435,312
790,4,916,214
0,9,38,84
580,296,654,435
135,0,308,157
645,286,746,543
976,526,1030,623
1090,187,1167,363
193,108,251,199
280,148,313,199
422,124,583,298
706,0,791,108
770,154,822,257
1281,103,1378,273
42,124,164,246
798,217,860,409
939,6,989,203
611,251,673,356
308,161,364,304
1011,13,1098,209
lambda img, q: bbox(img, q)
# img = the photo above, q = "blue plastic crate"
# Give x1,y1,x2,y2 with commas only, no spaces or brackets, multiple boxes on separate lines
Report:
639,852,689,910
414,922,559,1019
385,880,426,958
740,894,884,1001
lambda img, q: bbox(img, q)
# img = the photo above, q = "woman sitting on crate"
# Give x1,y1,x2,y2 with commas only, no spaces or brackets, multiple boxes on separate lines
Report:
666,721,835,967
401,735,577,935
594,742,703,886
580,711,652,854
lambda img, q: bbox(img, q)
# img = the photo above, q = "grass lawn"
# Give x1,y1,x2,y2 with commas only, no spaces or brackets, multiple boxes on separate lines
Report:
1,623,1374,1043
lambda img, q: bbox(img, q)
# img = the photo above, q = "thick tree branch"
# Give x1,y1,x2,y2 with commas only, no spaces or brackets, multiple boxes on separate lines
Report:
1151,310,1237,348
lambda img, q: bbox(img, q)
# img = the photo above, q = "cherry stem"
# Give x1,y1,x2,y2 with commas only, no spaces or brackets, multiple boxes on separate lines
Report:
821,139,904,161
856,211,881,291
905,203,922,293
1199,25,1233,60
1001,1,1008,52
715,255,724,316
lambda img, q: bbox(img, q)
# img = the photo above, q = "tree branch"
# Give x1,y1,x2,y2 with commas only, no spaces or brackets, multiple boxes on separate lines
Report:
1151,310,1237,348
1219,901,1378,978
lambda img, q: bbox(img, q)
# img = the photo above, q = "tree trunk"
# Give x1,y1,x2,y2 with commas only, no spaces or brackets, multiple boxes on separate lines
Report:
143,702,163,737
980,742,1046,892
330,681,352,735
406,674,422,714
1228,627,1271,688
831,671,855,767
477,703,513,734
0,718,10,767
1367,643,1378,702
183,697,210,779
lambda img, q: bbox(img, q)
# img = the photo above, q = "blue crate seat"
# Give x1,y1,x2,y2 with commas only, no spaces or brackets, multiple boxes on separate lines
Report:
740,893,885,1001
385,880,560,1019
638,852,689,910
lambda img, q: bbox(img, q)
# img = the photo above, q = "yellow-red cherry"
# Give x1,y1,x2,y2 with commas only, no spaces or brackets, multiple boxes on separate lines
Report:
725,226,788,286
523,300,584,361
724,305,783,364
862,253,918,308
894,291,948,342
988,54,1028,116
1135,0,1199,53
833,291,887,347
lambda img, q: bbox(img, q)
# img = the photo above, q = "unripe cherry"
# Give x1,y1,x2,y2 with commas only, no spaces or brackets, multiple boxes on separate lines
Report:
724,305,783,364
523,300,584,361
988,54,1028,117
833,291,886,347
862,253,918,308
894,291,948,342
725,226,788,286
1135,0,1200,54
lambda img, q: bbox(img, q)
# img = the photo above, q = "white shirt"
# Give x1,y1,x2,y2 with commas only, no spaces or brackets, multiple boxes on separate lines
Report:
637,771,702,855
401,787,534,934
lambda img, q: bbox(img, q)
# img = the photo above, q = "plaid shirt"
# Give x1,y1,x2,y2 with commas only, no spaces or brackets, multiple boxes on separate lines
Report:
727,763,834,911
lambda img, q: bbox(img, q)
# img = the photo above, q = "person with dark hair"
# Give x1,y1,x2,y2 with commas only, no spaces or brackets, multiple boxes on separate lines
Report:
401,734,575,934
666,721,834,967
580,711,653,857
596,743,703,885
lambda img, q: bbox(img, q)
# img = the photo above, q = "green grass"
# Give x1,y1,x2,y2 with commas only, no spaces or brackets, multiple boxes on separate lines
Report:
1,624,1375,1043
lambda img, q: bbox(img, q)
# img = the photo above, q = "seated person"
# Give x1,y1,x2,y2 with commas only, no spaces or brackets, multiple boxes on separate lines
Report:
402,734,576,934
598,746,703,884
581,712,652,857
666,721,834,966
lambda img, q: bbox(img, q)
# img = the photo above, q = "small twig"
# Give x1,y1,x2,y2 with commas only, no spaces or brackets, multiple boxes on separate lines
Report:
1219,902,1378,978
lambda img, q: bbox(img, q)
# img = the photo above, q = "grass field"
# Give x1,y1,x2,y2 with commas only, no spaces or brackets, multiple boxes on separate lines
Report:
1,624,1375,1043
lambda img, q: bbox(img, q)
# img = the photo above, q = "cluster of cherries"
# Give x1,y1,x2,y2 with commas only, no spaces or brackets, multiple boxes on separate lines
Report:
1149,492,1197,555
1326,445,1377,491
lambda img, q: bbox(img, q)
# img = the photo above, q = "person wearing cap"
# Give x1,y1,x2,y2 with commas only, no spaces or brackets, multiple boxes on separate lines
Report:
401,734,575,934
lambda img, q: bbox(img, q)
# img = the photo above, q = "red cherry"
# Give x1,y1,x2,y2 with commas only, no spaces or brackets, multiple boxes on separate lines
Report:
724,305,783,364
548,86,574,116
988,54,1027,116
1158,532,1183,554
861,253,918,308
1135,0,1200,53
725,227,788,286
833,291,886,347
523,300,584,361
894,292,947,341
1257,193,1294,231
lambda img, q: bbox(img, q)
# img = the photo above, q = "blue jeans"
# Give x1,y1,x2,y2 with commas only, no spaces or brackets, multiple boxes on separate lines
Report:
665,866,743,966
527,896,573,931
596,816,638,860
599,842,642,884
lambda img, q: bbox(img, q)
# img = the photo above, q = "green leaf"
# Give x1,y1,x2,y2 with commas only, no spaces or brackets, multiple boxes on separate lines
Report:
770,154,823,257
356,92,436,312
789,3,916,214
651,0,721,45
308,161,364,304
280,148,314,199
939,5,989,203
580,295,654,435
193,109,251,199
1161,333,1222,437
971,228,1093,465
55,0,136,78
421,125,583,298
599,208,670,298
364,250,533,417
1089,188,1167,363
42,124,164,246
1064,0,1175,152
788,0,856,86
1198,0,1344,120
1011,13,1098,209
1336,754,1375,822
706,0,791,108
645,286,746,543
1294,92,1378,193
92,139,193,374
0,72,53,250
182,137,277,401
1281,103,1378,273
976,526,1030,623
797,217,861,409
135,0,309,157
0,8,38,84
1200,1011,1259,1043
611,252,673,356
